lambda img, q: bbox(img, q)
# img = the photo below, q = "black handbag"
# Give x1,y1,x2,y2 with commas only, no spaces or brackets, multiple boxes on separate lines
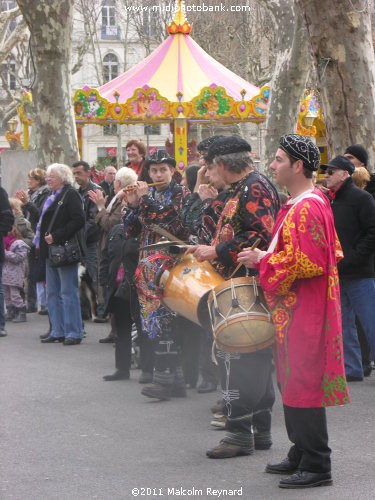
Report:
47,191,82,268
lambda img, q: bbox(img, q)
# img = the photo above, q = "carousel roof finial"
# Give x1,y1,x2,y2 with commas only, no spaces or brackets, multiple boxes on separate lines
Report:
167,0,192,35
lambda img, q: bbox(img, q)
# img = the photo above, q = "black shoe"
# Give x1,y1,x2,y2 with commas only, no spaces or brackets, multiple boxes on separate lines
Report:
38,308,48,316
40,332,51,340
41,336,65,343
99,334,115,343
141,383,172,400
63,338,82,345
363,365,372,377
279,470,332,489
346,375,363,382
103,370,130,381
94,316,108,323
138,371,153,384
171,385,187,397
265,457,298,475
197,381,217,394
27,305,37,313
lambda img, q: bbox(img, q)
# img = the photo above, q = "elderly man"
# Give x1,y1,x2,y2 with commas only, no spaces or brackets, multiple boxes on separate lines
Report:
321,155,375,381
189,135,280,459
239,135,349,489
99,165,117,206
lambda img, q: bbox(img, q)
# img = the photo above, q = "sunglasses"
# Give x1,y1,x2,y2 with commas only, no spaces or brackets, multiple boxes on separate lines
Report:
326,169,337,176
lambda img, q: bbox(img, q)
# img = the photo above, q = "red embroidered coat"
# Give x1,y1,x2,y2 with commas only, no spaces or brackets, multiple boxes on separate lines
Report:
258,190,350,408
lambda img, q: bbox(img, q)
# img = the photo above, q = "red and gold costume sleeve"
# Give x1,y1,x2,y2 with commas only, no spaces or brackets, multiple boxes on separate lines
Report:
259,199,343,296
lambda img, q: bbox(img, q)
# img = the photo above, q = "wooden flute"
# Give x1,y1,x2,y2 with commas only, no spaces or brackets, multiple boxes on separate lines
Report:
123,181,167,193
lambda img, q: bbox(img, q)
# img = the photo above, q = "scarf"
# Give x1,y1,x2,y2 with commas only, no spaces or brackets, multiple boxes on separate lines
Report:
4,233,17,251
33,186,64,249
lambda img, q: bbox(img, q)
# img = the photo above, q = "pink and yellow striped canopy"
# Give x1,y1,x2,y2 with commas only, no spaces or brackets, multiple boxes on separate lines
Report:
99,33,259,103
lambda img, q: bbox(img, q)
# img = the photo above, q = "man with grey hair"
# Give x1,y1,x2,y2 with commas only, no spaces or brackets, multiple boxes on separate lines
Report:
100,165,117,206
188,135,280,459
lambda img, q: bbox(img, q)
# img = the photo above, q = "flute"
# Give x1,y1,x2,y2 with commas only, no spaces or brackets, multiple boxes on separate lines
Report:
123,181,167,193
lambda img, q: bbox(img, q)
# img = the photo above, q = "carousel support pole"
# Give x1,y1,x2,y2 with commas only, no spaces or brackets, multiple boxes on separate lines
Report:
76,125,83,159
145,124,151,158
174,116,188,172
117,124,123,166
23,123,29,150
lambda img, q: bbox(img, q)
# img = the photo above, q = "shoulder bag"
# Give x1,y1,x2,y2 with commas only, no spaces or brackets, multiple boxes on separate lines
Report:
47,190,82,268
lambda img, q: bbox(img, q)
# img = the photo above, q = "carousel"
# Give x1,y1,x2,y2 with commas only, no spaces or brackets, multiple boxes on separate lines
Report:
11,1,325,170
72,0,270,172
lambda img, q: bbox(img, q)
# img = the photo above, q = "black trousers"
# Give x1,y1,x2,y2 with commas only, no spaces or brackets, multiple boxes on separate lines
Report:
217,348,275,435
152,315,185,387
111,292,155,375
284,405,331,473
111,298,133,375
178,316,201,388
27,247,37,309
198,324,219,386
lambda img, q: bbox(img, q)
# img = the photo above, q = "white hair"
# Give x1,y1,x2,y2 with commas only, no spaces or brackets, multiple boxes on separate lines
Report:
115,166,137,188
46,163,74,185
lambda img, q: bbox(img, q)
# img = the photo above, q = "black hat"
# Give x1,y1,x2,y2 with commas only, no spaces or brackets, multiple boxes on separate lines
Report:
148,154,176,169
344,144,368,167
206,135,251,163
279,134,320,171
197,135,225,153
320,155,355,175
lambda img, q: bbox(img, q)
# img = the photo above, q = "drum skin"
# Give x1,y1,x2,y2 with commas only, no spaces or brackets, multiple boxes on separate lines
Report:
159,254,225,325
208,277,275,353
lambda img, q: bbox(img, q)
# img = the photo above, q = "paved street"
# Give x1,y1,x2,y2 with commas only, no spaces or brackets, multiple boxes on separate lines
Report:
1,312,374,500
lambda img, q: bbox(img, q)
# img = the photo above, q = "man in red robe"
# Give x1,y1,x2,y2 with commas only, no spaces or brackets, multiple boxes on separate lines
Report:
238,134,349,489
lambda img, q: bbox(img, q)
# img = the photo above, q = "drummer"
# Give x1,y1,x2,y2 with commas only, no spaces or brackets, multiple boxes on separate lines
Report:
123,155,188,400
188,135,280,459
237,135,349,489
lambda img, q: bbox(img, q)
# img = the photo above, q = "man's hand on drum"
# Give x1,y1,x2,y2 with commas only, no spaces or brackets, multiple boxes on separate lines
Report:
186,245,218,262
198,184,218,201
237,248,263,268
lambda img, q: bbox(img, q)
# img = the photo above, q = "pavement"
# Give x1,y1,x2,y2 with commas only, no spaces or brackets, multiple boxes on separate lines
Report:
0,312,374,500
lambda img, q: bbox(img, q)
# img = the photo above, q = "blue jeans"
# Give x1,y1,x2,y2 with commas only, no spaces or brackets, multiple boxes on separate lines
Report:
340,278,375,378
0,261,4,329
46,260,83,339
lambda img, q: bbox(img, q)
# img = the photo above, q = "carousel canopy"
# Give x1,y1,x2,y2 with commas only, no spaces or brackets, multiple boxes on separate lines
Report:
98,29,259,104
73,0,269,125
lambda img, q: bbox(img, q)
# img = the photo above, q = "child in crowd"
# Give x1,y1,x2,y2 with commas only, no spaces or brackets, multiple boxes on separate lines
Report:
8,198,34,247
3,226,30,323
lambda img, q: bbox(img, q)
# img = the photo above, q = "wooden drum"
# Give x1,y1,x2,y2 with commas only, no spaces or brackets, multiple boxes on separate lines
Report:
208,276,275,353
157,253,224,326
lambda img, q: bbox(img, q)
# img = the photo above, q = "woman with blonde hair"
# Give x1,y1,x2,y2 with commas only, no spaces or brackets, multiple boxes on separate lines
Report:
352,166,371,190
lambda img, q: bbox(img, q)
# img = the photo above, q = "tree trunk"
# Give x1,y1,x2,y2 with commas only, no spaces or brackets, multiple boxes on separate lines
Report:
16,0,79,167
297,0,375,163
260,0,309,173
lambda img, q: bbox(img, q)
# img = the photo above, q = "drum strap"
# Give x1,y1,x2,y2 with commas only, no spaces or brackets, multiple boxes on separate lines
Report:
267,191,324,254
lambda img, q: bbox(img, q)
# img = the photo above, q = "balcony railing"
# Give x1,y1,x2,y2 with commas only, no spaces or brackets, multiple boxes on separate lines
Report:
101,25,121,40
